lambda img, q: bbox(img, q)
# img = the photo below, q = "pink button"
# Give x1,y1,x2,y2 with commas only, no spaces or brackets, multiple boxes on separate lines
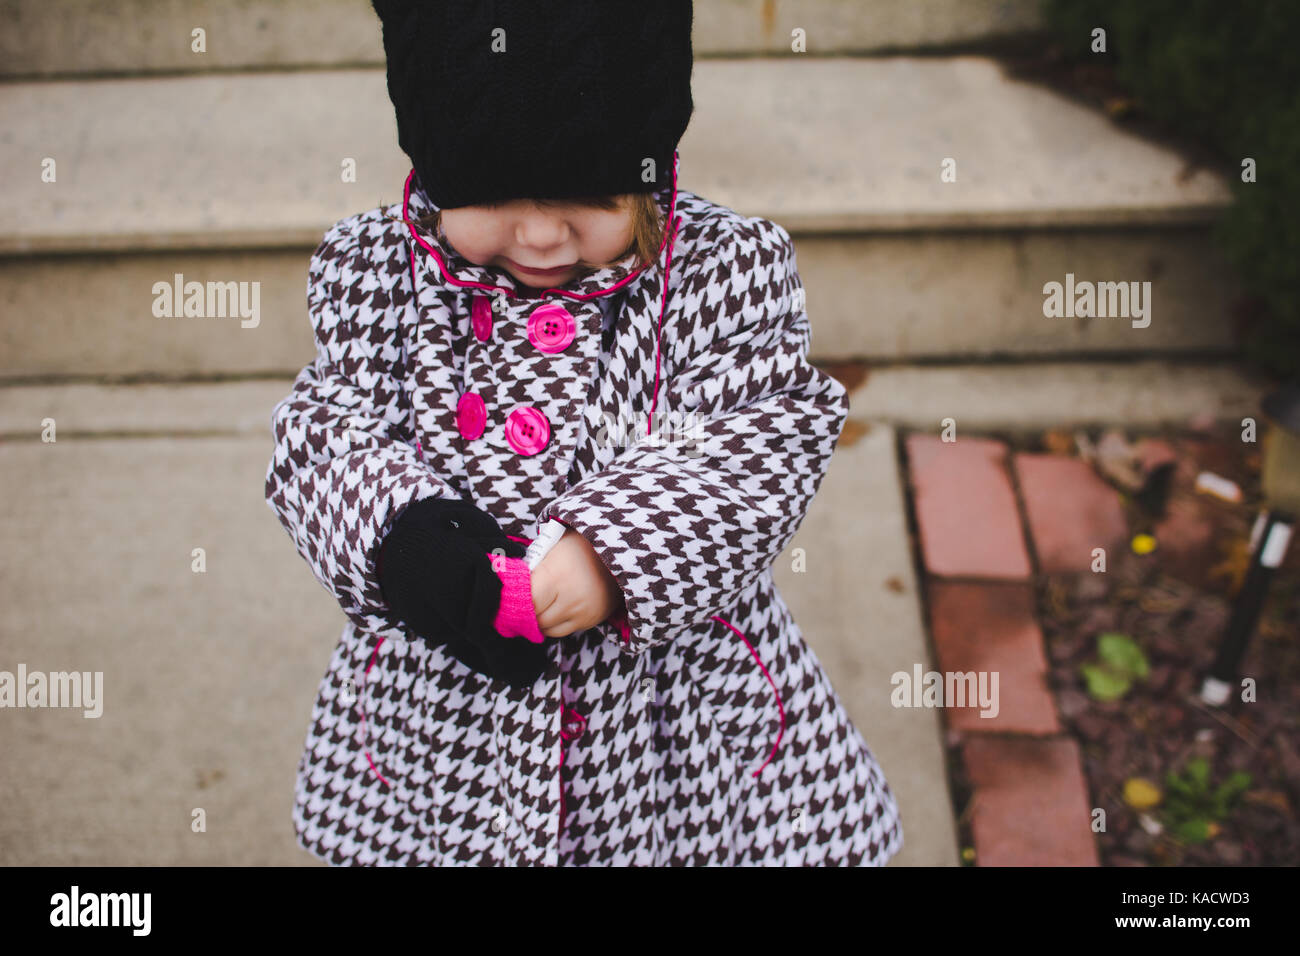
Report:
471,294,493,342
504,405,550,456
526,303,576,353
456,392,486,441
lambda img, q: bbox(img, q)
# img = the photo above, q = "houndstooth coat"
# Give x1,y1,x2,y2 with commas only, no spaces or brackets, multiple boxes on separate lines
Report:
264,151,903,866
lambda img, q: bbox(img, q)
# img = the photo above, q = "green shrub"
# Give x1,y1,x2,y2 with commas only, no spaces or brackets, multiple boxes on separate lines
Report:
1043,0,1300,378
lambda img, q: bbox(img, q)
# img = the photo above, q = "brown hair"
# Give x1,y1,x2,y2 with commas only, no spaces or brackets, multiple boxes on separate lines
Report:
412,191,665,271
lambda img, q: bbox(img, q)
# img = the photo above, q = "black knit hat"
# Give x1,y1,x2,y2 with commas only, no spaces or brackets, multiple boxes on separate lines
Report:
371,0,694,209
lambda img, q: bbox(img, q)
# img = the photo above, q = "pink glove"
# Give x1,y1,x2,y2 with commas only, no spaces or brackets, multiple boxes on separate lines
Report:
488,552,546,644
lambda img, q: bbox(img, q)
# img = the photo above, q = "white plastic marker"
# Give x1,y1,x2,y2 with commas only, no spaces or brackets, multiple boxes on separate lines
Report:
524,518,568,572
1195,471,1243,503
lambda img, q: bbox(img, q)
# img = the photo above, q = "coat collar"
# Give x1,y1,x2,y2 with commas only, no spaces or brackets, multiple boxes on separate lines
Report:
401,151,682,304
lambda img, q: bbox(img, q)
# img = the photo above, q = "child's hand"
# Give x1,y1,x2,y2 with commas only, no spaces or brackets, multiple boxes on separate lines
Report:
530,527,625,638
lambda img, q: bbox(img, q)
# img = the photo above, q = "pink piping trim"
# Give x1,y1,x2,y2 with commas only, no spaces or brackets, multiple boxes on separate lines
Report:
401,152,681,439
558,705,586,832
360,636,392,788
647,188,680,436
711,613,787,777
401,156,678,301
612,612,631,646
594,607,784,776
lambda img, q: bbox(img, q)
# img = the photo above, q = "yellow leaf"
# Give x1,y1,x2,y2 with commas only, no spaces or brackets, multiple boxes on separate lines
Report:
1131,534,1158,555
1124,777,1163,810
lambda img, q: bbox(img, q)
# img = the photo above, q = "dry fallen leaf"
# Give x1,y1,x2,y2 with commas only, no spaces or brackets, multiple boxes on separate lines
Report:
1075,429,1098,464
1208,535,1252,596
1124,777,1163,810
838,419,871,448
1096,429,1146,491
1043,428,1075,455
1242,789,1293,816
1105,96,1138,117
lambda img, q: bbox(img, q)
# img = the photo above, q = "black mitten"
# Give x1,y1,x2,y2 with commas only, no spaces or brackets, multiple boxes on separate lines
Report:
378,497,549,687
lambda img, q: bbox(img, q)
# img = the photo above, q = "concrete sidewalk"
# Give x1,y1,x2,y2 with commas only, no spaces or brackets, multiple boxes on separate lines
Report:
0,379,955,866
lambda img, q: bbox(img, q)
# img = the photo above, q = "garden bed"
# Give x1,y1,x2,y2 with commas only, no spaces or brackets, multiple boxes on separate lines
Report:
1038,425,1300,865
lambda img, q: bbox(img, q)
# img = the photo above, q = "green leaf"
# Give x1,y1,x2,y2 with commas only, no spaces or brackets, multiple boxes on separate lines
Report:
1097,633,1150,680
1081,663,1132,700
1186,757,1210,789
1214,772,1252,805
1170,817,1212,843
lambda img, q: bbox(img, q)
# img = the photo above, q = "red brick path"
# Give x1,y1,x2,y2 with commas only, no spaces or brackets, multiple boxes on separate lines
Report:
906,434,1104,866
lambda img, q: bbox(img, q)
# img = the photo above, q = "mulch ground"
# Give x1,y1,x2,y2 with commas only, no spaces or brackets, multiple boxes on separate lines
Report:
1035,424,1299,865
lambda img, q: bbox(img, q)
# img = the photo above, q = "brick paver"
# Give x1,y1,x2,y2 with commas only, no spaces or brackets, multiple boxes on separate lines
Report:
926,580,1059,734
1015,453,1128,574
906,435,1031,579
962,736,1100,867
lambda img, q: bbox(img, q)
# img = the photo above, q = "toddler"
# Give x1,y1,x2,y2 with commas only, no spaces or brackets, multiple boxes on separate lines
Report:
265,0,903,865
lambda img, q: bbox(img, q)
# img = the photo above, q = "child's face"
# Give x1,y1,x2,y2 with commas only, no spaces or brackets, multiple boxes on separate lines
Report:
439,198,634,289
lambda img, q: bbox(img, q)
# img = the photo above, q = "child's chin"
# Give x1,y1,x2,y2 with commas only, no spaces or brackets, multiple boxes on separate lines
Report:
515,269,576,288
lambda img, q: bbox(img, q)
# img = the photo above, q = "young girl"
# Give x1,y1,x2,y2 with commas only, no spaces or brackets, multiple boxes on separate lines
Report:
265,0,903,866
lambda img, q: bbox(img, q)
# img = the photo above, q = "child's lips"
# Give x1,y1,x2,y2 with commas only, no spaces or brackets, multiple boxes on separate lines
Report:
507,257,575,275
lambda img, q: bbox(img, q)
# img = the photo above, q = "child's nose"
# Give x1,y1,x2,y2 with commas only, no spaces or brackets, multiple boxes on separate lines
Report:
515,213,569,248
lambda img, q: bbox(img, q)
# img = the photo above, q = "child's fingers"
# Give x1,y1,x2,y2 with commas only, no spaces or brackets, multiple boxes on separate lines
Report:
531,583,560,623
535,596,588,637
536,600,574,637
536,608,565,637
531,586,560,631
539,602,604,638
540,620,573,639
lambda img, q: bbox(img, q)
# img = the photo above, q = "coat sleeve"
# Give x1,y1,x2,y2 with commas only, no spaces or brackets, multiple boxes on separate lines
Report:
264,216,458,636
537,217,850,654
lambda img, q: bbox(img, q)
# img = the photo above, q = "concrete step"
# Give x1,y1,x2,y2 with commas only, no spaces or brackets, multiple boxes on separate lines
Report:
2,0,1045,79
0,430,330,865
0,362,1262,439
0,230,1241,381
0,58,1232,255
839,360,1263,432
0,57,1237,376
